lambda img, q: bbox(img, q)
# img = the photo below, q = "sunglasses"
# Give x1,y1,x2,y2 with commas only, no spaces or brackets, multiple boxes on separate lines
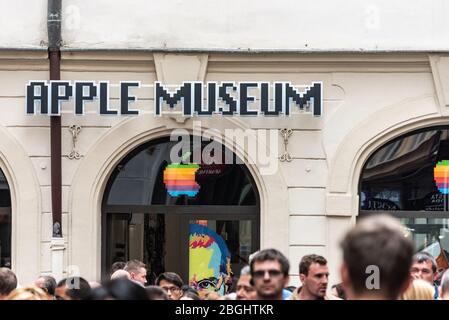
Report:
252,269,283,279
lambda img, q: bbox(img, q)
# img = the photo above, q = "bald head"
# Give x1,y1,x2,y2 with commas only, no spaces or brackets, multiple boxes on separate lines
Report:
111,269,131,280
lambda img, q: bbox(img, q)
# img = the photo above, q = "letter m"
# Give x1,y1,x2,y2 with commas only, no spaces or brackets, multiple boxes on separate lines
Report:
154,82,192,116
285,82,322,117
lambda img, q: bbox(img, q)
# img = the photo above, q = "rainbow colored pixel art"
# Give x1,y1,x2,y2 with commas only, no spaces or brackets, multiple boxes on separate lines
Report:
434,160,449,195
188,223,232,297
163,163,200,197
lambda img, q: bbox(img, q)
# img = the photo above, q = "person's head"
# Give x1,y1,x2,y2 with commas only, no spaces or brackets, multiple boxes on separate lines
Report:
155,272,183,300
35,275,57,298
400,279,435,300
55,277,91,300
331,283,346,300
110,261,126,275
204,291,221,300
236,266,256,300
180,290,201,300
181,284,199,297
89,281,101,289
0,268,17,299
340,214,414,300
298,254,329,299
145,285,168,300
111,269,131,280
411,252,437,285
104,278,148,300
249,249,290,300
124,260,147,286
439,268,449,299
86,279,148,300
87,286,112,300
6,286,48,300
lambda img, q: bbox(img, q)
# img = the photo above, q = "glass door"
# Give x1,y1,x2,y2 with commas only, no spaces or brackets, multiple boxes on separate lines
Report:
104,211,188,285
101,136,260,285
103,210,259,293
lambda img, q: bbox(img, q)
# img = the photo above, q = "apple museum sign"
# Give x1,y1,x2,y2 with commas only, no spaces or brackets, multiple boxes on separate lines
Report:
25,81,323,117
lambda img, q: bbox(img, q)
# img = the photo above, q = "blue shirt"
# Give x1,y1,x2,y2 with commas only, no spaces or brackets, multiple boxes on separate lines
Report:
282,289,293,300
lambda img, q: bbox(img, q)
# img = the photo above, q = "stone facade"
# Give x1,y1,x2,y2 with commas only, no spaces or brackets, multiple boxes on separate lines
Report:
1,50,448,288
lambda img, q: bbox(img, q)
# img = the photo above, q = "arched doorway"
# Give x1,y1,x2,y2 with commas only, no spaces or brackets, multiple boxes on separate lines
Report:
101,136,260,294
359,126,449,273
0,168,11,268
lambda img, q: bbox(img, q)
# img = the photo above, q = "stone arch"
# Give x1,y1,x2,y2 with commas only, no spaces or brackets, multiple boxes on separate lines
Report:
326,95,443,218
0,125,40,284
69,116,289,280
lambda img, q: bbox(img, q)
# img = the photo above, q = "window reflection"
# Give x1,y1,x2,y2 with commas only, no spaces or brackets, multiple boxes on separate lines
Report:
360,127,449,275
361,128,449,211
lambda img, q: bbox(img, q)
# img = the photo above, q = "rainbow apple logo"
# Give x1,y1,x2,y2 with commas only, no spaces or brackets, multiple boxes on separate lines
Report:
434,160,449,195
164,159,200,197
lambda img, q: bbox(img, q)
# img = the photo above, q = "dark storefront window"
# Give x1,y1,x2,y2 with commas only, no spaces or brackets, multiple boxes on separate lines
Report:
102,136,259,296
0,169,11,268
106,138,256,207
360,127,449,273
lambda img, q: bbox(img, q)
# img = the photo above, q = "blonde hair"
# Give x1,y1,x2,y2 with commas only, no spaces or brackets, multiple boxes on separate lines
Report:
400,279,434,300
6,286,49,300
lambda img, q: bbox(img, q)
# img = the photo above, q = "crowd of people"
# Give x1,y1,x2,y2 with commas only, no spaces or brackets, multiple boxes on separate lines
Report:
1,214,449,300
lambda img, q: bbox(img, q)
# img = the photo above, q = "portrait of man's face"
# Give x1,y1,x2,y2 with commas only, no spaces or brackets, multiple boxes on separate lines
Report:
189,223,232,298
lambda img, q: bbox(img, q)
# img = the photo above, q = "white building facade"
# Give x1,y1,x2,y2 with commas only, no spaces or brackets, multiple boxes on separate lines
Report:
1,0,449,289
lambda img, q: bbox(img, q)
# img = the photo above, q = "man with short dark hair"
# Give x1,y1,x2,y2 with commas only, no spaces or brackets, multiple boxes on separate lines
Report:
35,275,57,299
340,214,414,300
290,254,338,300
155,272,183,300
124,260,147,286
0,268,17,299
250,249,290,300
55,277,91,300
145,285,169,300
411,251,439,299
110,261,126,276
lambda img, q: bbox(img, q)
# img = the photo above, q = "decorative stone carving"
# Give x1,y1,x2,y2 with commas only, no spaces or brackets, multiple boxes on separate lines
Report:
279,128,293,162
68,125,82,160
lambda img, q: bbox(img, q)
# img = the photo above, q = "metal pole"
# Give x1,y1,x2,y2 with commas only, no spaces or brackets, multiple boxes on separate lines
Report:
48,0,62,237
